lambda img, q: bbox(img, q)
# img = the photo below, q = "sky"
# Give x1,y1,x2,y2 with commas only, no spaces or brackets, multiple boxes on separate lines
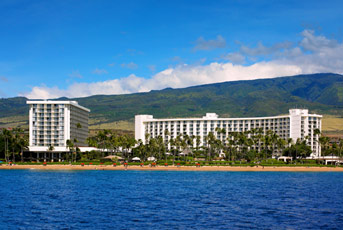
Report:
0,0,343,99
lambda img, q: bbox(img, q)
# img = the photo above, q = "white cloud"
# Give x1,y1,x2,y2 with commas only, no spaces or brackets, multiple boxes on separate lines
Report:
23,30,343,99
68,70,83,79
121,62,138,69
222,52,246,64
240,41,292,56
193,35,226,51
23,62,302,99
276,30,343,74
92,68,108,75
299,30,338,52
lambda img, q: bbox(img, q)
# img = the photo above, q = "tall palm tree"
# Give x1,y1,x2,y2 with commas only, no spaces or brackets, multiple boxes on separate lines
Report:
169,137,176,165
164,129,170,150
195,135,201,153
1,129,12,163
207,132,216,161
66,139,74,163
48,145,55,162
270,131,279,157
338,138,343,159
276,138,286,157
319,136,330,156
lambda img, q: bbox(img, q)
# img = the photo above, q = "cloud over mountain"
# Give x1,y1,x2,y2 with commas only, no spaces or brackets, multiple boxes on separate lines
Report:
23,30,343,99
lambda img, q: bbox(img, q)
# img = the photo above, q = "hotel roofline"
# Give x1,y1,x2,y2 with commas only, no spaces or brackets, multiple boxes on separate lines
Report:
137,113,322,122
27,100,90,112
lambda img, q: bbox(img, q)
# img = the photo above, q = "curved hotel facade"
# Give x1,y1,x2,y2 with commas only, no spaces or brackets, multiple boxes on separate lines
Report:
135,109,322,158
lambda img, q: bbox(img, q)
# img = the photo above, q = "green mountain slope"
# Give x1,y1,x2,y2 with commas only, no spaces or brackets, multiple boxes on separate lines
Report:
1,73,343,129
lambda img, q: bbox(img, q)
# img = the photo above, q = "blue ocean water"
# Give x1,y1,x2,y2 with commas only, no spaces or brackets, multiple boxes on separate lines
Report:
0,170,342,230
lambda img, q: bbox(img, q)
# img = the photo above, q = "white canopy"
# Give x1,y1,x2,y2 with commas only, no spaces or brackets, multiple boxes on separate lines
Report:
104,155,123,160
132,157,141,161
165,152,172,155
147,156,156,161
278,156,293,162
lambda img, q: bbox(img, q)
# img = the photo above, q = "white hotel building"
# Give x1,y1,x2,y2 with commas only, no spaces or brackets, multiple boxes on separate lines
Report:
27,101,90,152
135,109,322,158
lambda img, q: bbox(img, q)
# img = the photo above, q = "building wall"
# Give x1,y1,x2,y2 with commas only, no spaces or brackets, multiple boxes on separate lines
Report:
69,104,89,147
29,103,67,148
27,101,90,152
135,109,322,158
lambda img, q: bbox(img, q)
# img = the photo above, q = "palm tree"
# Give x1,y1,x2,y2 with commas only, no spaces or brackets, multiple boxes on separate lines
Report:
230,132,240,161
237,132,248,159
175,134,182,162
338,138,343,159
156,136,165,160
169,137,176,165
164,129,170,149
276,138,286,157
18,135,29,162
145,133,150,145
66,139,74,163
1,129,12,163
319,136,330,156
270,131,279,157
207,132,216,161
48,145,55,162
73,138,79,162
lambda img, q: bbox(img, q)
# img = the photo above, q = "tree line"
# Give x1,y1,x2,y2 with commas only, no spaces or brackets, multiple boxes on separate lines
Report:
0,128,29,163
85,128,343,162
1,127,342,163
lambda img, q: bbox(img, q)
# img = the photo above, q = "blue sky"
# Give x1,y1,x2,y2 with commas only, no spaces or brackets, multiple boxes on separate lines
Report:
0,0,343,98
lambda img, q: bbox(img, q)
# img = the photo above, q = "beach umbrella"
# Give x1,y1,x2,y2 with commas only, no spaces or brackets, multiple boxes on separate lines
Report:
103,155,123,160
147,156,156,161
132,157,141,162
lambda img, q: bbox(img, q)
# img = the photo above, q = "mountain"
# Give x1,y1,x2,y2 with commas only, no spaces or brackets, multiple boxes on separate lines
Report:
1,73,343,130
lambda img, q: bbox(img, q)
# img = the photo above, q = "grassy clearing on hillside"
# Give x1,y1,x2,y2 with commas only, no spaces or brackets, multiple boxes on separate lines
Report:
89,119,134,131
322,116,343,131
0,115,28,128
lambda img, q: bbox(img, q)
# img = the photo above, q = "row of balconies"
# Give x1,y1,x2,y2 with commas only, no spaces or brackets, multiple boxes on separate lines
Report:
152,119,290,126
154,129,291,136
33,144,63,147
33,135,60,139
148,126,291,133
151,123,291,129
33,140,64,143
33,109,63,113
33,132,62,135
33,127,64,131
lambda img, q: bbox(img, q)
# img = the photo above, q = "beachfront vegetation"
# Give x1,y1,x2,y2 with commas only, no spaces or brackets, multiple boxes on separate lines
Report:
0,128,28,163
1,127,342,165
82,128,343,165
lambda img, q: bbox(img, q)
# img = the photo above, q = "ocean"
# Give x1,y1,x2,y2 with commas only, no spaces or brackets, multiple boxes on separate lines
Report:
0,170,342,229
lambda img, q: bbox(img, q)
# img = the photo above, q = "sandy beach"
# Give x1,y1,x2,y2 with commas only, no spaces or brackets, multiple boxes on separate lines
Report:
1,164,343,172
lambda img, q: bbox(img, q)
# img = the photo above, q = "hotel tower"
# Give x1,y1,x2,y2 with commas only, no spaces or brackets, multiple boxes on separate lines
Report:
27,100,90,152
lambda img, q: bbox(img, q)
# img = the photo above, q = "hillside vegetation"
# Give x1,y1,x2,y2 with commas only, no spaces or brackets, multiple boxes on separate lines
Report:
0,73,342,132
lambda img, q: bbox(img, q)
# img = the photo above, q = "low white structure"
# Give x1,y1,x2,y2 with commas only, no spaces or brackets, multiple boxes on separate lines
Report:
135,109,322,158
27,100,90,153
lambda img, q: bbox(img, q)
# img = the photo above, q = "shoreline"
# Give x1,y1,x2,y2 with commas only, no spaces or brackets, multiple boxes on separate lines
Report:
1,164,343,172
